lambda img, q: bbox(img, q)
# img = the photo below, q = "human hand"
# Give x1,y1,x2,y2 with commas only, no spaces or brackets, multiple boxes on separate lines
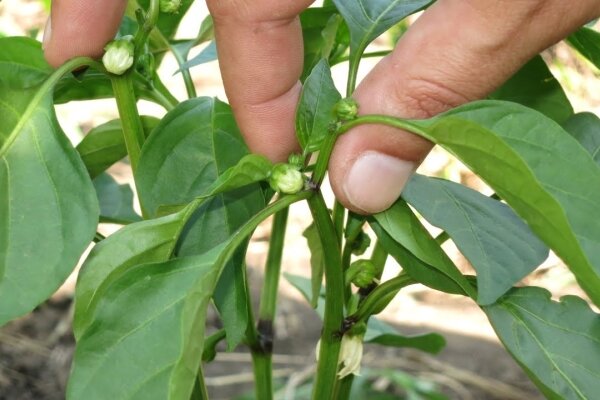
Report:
43,0,600,214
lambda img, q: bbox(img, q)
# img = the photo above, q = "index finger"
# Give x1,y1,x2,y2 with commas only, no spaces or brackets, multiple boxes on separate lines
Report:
206,0,314,162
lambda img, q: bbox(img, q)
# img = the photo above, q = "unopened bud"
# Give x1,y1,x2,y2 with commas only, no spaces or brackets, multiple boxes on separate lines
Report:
345,259,377,289
269,163,305,194
351,231,371,256
334,97,359,121
102,36,135,75
160,0,181,13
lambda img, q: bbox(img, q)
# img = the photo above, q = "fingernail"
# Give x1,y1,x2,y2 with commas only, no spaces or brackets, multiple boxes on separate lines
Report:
343,151,415,213
42,17,51,50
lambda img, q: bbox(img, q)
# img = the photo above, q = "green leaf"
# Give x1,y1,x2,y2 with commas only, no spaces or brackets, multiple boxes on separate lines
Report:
72,202,198,338
77,116,159,179
296,59,341,153
0,56,98,325
93,173,141,224
137,97,266,350
484,287,600,399
364,318,446,354
405,100,600,306
403,174,548,305
68,247,225,400
567,27,600,70
177,41,217,73
300,7,345,80
332,0,431,56
562,112,600,165
490,55,573,123
302,222,325,308
372,200,476,298
0,37,52,88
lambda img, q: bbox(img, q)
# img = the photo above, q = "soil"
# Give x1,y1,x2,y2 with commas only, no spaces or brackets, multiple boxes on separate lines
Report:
0,266,543,400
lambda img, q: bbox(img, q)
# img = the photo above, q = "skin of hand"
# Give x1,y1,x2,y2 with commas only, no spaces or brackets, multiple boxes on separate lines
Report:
43,0,600,214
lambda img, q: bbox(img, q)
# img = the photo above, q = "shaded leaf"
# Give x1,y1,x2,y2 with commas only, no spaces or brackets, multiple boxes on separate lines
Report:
490,55,573,123
296,59,341,153
406,100,600,306
364,318,445,354
77,116,159,179
177,41,217,73
300,7,345,80
485,287,600,399
93,173,141,224
403,174,548,305
332,0,431,56
562,112,600,164
0,47,98,325
567,27,600,70
372,200,476,298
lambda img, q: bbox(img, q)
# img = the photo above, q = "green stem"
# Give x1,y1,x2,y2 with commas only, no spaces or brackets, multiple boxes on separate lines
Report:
333,50,392,66
151,73,179,110
435,231,450,245
348,273,415,326
370,239,388,280
173,50,197,99
332,201,345,246
311,132,338,186
190,366,209,400
110,74,145,174
335,375,354,400
346,54,360,97
258,208,289,321
309,193,345,400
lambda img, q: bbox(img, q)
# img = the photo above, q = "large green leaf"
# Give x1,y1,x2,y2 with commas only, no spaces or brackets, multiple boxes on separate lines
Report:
295,59,341,153
0,37,52,88
567,27,600,70
73,202,198,338
77,116,159,179
485,287,600,399
372,200,476,298
93,173,141,224
68,247,224,400
332,0,431,56
562,112,600,165
402,100,600,306
0,43,98,325
403,174,548,305
490,55,573,123
137,97,265,350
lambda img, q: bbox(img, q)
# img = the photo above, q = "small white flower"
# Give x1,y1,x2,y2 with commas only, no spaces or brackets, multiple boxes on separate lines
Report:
337,334,363,378
102,37,135,75
315,334,364,379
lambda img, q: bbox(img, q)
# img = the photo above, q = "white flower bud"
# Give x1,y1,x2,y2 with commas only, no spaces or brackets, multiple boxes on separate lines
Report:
160,0,181,13
337,334,363,378
102,36,135,75
269,163,305,194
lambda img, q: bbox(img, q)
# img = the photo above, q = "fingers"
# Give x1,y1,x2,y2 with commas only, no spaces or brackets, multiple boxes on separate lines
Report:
207,0,314,162
329,0,600,214
43,0,127,68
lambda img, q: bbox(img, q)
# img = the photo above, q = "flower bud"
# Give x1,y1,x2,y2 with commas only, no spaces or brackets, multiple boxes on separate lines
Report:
269,163,305,194
351,231,371,256
287,153,304,170
102,36,135,75
160,0,181,13
345,259,378,289
337,334,364,378
334,97,359,121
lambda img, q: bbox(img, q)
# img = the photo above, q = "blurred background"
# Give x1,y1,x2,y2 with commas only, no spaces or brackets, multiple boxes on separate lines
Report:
1,1,599,399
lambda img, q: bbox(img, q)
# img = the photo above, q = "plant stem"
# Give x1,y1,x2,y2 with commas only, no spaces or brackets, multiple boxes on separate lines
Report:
110,74,145,174
258,208,289,321
348,273,416,326
308,193,345,400
311,132,338,186
190,366,209,400
151,73,179,110
332,201,345,246
338,115,428,139
333,50,392,66
251,208,289,400
335,375,354,400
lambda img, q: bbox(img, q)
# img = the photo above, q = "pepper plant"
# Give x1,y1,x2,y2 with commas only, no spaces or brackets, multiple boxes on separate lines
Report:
1,0,600,399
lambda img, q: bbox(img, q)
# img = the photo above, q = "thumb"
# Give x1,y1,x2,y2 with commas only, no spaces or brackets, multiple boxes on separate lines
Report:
329,0,600,214
43,0,127,68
